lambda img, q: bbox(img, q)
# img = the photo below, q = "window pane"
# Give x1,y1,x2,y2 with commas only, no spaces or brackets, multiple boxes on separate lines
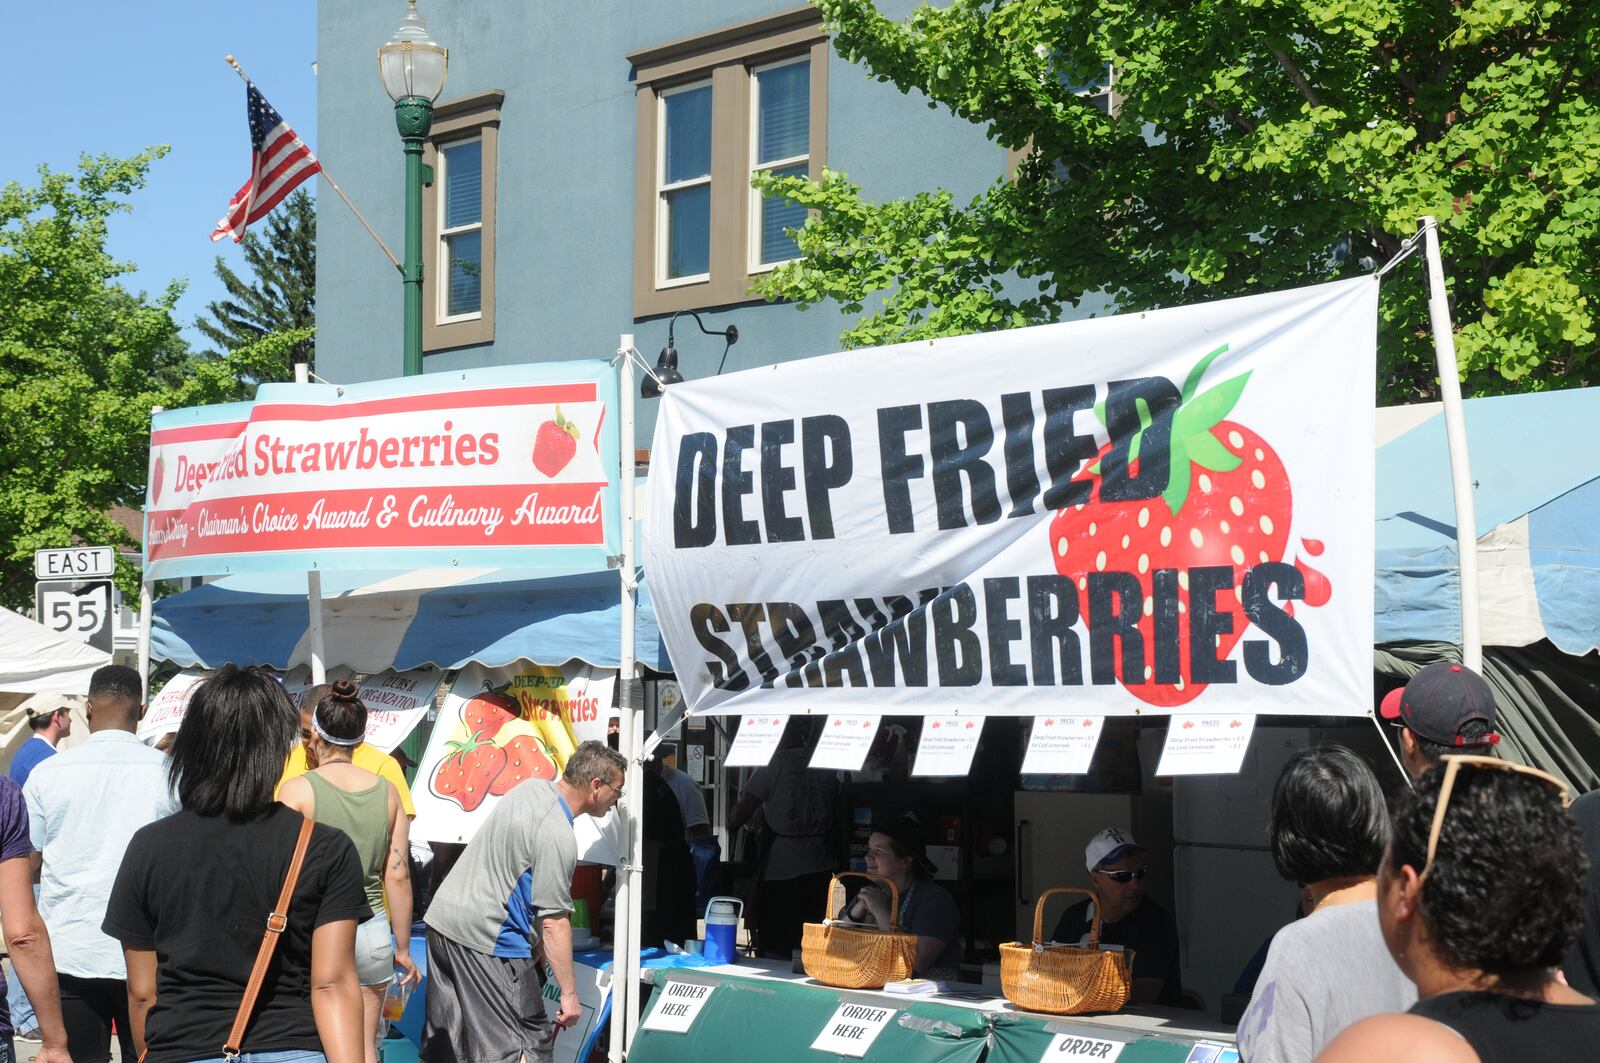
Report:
663,85,713,185
443,141,482,228
445,230,482,316
756,61,809,164
664,184,711,278
759,163,807,265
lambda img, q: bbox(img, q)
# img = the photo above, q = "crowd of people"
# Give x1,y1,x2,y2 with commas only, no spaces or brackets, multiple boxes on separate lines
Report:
0,656,1595,1063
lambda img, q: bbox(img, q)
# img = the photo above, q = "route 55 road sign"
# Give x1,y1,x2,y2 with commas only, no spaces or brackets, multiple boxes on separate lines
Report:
35,580,114,654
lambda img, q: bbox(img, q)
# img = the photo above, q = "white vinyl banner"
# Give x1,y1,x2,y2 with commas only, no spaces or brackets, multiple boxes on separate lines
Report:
644,280,1377,718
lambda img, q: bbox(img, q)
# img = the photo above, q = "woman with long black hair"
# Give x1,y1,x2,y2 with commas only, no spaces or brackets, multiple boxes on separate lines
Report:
104,665,369,1063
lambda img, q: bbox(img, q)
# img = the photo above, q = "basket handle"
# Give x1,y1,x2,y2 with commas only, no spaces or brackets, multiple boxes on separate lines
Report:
1032,886,1102,948
826,871,902,928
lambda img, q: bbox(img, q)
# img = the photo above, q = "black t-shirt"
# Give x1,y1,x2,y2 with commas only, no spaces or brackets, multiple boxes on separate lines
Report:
1411,991,1600,1063
1564,790,1600,995
1051,897,1183,1007
103,804,371,1063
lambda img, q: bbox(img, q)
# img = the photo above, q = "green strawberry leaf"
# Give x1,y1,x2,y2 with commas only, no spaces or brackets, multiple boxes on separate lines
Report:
1173,370,1251,438
1162,450,1193,516
1127,397,1153,468
1184,430,1244,473
1180,343,1230,403
554,405,581,440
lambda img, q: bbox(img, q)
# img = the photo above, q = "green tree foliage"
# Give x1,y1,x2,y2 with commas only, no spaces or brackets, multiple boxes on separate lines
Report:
755,0,1600,401
196,187,316,369
0,150,291,609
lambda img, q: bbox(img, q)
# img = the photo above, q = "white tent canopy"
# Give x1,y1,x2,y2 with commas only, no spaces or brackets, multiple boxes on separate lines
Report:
0,607,111,694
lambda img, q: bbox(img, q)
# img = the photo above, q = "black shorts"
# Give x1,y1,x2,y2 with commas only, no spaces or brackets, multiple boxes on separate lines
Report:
57,974,133,1063
420,929,554,1063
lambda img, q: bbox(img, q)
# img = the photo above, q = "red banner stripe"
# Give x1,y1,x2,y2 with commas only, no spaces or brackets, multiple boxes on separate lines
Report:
150,421,251,445
248,383,598,423
145,482,610,559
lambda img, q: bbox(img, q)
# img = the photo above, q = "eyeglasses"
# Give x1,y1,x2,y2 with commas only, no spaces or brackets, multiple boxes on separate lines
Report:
600,778,625,799
1417,755,1569,885
1095,866,1148,884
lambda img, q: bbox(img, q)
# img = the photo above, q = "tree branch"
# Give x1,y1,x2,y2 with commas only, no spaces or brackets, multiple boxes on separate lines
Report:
1270,45,1324,109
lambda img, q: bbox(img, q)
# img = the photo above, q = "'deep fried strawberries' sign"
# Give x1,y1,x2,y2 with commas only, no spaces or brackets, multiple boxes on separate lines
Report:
144,363,619,580
644,280,1377,718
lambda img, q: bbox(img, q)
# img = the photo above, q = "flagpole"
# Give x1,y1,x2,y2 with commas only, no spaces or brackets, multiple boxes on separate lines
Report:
224,55,402,273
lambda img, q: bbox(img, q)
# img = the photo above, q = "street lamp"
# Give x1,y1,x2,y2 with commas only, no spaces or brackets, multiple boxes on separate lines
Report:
378,1,449,377
641,311,739,399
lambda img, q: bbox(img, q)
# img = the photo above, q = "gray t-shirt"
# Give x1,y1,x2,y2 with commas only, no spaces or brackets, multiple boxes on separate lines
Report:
743,748,839,881
1236,898,1417,1062
424,780,577,959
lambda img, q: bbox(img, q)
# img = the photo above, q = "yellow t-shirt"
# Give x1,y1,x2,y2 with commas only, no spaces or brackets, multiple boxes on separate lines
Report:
279,743,417,816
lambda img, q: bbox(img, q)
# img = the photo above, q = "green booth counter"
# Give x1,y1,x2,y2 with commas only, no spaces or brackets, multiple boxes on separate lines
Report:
628,960,1237,1063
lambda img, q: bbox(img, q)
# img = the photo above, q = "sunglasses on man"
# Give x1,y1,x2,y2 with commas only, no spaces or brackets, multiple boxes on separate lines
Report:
1095,866,1149,884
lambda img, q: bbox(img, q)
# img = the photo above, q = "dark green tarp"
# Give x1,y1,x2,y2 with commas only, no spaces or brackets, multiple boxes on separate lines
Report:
987,1013,1236,1062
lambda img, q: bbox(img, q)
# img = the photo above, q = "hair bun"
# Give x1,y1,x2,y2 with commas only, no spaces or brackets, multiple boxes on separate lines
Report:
330,678,360,701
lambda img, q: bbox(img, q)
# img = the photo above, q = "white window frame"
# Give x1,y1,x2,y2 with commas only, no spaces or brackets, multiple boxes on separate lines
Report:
435,136,485,325
656,79,715,289
746,56,811,275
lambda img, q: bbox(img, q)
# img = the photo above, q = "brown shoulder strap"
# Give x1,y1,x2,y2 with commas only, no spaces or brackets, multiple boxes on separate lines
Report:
224,815,316,1059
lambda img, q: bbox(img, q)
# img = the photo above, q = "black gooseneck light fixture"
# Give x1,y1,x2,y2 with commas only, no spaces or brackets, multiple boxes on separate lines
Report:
641,310,739,398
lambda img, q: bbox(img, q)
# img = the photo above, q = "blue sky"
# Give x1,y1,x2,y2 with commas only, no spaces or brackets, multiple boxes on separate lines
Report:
6,2,321,347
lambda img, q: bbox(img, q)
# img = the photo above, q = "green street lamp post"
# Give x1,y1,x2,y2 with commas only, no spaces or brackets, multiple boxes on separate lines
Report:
378,1,449,377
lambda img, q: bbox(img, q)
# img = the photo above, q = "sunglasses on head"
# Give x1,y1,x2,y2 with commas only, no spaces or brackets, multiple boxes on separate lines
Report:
1417,754,1568,885
1095,866,1148,884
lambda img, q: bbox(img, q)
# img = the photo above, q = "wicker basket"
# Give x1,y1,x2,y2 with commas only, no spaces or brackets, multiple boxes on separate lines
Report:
999,887,1134,1014
801,872,917,989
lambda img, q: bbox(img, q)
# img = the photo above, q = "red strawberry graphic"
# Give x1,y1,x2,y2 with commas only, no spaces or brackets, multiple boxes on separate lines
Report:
1049,343,1315,707
1082,719,1095,728
151,455,165,504
531,406,580,477
463,688,519,742
431,734,508,811
490,734,558,794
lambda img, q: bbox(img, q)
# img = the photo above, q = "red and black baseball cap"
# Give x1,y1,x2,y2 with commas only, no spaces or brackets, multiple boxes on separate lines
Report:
1379,662,1500,748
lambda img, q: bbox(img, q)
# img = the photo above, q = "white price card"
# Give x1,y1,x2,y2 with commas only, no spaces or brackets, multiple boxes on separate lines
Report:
1155,715,1257,776
1021,716,1106,775
138,672,206,742
724,715,789,768
911,716,984,777
639,979,714,1034
810,715,880,771
1040,1033,1125,1061
810,1002,896,1057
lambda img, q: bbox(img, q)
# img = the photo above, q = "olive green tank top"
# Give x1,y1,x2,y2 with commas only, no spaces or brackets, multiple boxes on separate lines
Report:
305,771,390,913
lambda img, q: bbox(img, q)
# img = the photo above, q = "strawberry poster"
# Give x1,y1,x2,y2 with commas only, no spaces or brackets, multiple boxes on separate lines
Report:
411,661,619,844
644,279,1377,719
143,361,619,580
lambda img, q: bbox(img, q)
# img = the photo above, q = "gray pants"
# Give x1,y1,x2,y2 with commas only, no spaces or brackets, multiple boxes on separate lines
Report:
420,929,555,1063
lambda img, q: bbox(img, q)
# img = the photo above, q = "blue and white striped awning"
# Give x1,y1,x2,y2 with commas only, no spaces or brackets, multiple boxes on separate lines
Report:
1376,386,1600,655
152,567,668,673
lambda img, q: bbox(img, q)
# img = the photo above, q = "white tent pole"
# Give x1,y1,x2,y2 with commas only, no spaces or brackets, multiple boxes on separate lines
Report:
611,335,639,1061
295,363,328,685
1418,217,1482,673
137,580,154,702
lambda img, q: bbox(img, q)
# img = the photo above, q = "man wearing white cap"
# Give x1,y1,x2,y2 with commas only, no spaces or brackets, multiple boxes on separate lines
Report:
1050,826,1183,1007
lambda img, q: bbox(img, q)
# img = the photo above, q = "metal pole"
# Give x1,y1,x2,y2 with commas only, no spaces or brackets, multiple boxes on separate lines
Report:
617,335,647,1052
610,335,637,1062
1418,216,1482,672
137,580,153,703
294,363,329,685
396,98,434,376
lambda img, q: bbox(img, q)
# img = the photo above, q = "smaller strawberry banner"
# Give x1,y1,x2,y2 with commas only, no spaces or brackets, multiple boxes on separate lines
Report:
412,661,618,845
142,361,619,581
644,279,1377,719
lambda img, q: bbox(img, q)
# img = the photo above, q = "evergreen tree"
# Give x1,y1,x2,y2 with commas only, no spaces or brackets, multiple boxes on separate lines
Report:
195,188,315,366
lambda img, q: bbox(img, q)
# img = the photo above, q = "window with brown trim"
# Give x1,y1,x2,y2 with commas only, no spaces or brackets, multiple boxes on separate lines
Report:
629,7,828,318
423,90,501,353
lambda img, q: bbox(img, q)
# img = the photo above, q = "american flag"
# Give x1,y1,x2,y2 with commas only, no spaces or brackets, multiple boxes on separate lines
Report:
211,83,321,243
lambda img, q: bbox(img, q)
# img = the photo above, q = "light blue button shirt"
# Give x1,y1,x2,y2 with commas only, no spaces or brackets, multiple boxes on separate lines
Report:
24,729,179,979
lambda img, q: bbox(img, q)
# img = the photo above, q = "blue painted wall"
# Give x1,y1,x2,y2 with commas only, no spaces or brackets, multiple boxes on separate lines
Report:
317,1,1006,444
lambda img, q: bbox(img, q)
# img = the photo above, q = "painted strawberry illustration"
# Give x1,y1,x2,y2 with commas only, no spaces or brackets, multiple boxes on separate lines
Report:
531,406,580,477
151,455,165,504
431,734,507,811
1048,343,1325,707
490,734,559,794
463,688,519,742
